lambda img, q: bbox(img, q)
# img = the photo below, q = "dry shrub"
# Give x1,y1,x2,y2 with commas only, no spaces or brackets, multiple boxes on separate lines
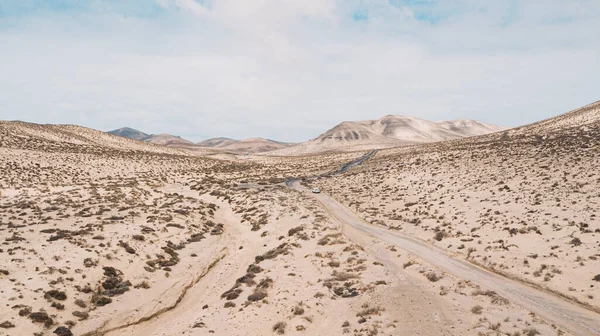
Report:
273,321,286,334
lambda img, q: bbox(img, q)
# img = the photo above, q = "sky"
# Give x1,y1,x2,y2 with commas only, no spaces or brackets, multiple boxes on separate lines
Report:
0,0,599,142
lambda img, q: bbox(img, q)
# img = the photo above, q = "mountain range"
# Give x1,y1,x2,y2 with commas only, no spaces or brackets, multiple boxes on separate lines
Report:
107,115,505,155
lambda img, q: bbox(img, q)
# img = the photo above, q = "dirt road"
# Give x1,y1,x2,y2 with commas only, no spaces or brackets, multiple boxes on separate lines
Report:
288,180,600,336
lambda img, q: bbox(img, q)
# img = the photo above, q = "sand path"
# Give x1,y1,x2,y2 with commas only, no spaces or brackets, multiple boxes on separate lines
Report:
287,179,600,335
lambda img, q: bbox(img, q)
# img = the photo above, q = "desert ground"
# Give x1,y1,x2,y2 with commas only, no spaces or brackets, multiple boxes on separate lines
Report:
1,102,599,336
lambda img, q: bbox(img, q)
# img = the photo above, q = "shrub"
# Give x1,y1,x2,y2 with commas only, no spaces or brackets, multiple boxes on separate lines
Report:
29,312,54,327
292,304,305,315
221,287,242,300
471,305,483,314
0,321,15,328
53,326,74,336
434,231,446,241
45,290,67,301
288,226,303,237
356,305,383,317
332,271,358,281
523,328,540,336
426,272,442,282
273,321,286,335
247,290,267,302
72,311,89,320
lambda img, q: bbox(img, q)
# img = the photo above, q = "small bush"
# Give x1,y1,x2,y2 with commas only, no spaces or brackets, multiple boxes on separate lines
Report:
426,272,442,282
247,290,267,302
288,226,303,237
53,326,73,336
273,321,286,335
292,304,305,315
332,271,358,281
471,305,483,314
45,290,67,301
523,328,540,336
72,311,89,320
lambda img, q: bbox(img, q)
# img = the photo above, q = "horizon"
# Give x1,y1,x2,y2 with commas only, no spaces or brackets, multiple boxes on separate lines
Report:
6,98,596,143
1,1,599,142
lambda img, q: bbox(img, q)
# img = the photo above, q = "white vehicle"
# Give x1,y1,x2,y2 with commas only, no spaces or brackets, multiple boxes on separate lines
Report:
312,187,321,194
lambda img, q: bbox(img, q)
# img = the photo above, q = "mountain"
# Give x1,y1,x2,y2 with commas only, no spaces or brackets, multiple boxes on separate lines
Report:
267,115,506,156
197,137,239,148
144,134,195,147
107,127,195,148
197,137,294,153
108,127,150,141
107,127,292,153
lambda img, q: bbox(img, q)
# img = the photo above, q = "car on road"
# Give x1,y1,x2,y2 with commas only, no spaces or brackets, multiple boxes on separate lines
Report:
312,187,321,194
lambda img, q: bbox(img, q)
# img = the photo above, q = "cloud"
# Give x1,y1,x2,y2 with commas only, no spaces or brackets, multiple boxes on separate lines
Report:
0,0,599,142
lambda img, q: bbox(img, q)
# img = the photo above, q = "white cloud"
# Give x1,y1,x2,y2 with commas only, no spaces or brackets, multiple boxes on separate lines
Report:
0,0,599,142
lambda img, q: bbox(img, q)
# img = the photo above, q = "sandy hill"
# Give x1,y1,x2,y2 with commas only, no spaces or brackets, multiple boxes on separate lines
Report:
268,115,505,156
502,100,600,136
144,134,195,147
315,100,600,318
197,137,295,153
1,121,193,155
197,137,239,148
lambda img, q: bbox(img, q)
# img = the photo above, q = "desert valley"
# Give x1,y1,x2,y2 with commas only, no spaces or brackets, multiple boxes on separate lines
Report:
0,101,599,336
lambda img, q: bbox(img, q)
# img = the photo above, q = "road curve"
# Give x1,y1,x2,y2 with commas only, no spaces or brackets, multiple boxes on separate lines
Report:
286,179,600,336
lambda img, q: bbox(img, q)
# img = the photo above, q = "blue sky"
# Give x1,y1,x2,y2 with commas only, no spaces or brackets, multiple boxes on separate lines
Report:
0,0,599,142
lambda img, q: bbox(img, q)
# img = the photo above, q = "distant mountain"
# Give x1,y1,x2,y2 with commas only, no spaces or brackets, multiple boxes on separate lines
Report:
196,137,294,153
145,134,195,147
108,128,293,153
107,127,195,147
268,115,506,156
108,127,150,141
197,137,239,148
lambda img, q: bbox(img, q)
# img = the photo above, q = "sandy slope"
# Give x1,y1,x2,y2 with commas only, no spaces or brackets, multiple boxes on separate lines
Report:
1,102,597,336
289,180,599,335
315,101,600,325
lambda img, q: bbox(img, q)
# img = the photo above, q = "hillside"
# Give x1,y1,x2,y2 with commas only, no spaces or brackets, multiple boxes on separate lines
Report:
1,122,189,156
1,103,596,336
314,100,600,314
268,115,505,156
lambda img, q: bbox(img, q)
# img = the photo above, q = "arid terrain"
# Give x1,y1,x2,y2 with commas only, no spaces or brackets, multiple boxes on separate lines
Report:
109,115,503,156
1,102,599,336
268,116,505,156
